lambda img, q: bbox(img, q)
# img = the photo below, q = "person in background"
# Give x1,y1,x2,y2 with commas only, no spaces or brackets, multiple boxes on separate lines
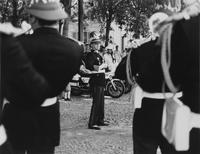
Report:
113,45,121,64
104,45,115,72
84,37,109,130
63,83,71,101
99,45,106,58
2,1,83,154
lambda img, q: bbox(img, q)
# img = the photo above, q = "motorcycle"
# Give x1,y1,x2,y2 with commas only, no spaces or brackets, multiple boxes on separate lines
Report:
105,72,125,98
70,72,125,98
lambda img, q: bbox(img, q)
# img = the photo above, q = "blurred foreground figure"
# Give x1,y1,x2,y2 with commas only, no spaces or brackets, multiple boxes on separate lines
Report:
0,23,52,154
2,0,83,154
125,1,200,154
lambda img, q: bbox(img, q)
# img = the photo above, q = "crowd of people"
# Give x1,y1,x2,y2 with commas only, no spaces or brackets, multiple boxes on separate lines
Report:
0,0,199,154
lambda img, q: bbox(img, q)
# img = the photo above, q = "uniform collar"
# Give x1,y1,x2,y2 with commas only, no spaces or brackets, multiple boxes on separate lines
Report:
34,27,60,35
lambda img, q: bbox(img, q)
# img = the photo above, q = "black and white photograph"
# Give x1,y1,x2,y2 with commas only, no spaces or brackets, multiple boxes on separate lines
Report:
0,0,199,154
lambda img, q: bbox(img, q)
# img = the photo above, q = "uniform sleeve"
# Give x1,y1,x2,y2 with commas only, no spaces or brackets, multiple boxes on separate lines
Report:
2,35,52,107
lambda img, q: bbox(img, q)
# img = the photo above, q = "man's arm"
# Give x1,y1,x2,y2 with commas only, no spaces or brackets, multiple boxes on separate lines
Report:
2,34,52,107
84,53,96,71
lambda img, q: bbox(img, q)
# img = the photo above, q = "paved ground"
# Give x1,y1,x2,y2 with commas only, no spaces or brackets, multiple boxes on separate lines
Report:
55,94,134,154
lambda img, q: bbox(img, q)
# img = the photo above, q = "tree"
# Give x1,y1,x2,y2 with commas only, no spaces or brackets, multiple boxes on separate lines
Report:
0,0,31,26
87,0,167,44
87,0,131,46
115,0,167,38
60,0,72,36
0,0,72,35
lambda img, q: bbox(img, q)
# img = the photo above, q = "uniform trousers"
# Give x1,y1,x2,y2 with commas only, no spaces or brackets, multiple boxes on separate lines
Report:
88,73,105,127
2,102,60,154
0,140,14,154
133,98,200,154
88,85,105,126
133,129,200,154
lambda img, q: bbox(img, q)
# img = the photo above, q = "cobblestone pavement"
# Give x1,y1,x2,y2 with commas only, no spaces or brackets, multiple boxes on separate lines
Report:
55,94,134,154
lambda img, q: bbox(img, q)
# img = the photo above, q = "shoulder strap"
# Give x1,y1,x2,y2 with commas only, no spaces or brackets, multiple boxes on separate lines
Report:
159,23,178,93
126,50,136,86
0,33,2,123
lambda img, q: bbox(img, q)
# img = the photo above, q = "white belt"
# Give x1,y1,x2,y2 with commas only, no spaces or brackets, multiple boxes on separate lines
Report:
41,97,57,107
191,112,200,129
131,86,200,151
0,98,57,146
133,86,182,108
0,125,7,146
3,97,57,108
133,86,200,127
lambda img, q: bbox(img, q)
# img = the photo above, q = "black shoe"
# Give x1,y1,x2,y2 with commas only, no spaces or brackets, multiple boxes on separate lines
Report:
65,98,71,101
88,125,101,130
97,122,109,126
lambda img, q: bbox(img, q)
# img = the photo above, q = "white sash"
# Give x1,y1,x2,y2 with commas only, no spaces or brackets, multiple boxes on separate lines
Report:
0,125,7,146
133,85,182,109
41,97,57,107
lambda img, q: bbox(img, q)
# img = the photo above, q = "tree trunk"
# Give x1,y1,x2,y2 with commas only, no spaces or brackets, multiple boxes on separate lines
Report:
78,0,84,41
62,18,70,36
61,0,72,36
105,11,112,47
12,0,18,27
2,0,9,23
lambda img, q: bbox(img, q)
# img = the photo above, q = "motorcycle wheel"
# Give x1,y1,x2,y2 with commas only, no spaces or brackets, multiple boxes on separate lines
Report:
106,80,125,98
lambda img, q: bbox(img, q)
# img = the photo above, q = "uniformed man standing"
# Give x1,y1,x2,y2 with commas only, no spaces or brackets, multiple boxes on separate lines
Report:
84,38,109,130
2,1,83,154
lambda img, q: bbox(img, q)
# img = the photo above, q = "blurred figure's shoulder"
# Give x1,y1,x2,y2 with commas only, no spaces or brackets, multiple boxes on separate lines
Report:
1,33,19,46
63,37,84,46
131,39,160,55
62,37,84,55
17,33,31,40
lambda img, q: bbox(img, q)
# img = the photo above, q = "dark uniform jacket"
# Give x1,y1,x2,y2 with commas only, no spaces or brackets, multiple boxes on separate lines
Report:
84,50,105,87
1,34,51,121
0,33,53,153
84,50,103,70
132,15,199,153
2,27,83,149
119,15,200,142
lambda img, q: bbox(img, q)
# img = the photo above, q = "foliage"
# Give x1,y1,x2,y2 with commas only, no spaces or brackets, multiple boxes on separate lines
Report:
0,0,72,27
87,0,167,40
60,0,72,13
0,0,31,26
115,0,163,38
86,0,131,45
